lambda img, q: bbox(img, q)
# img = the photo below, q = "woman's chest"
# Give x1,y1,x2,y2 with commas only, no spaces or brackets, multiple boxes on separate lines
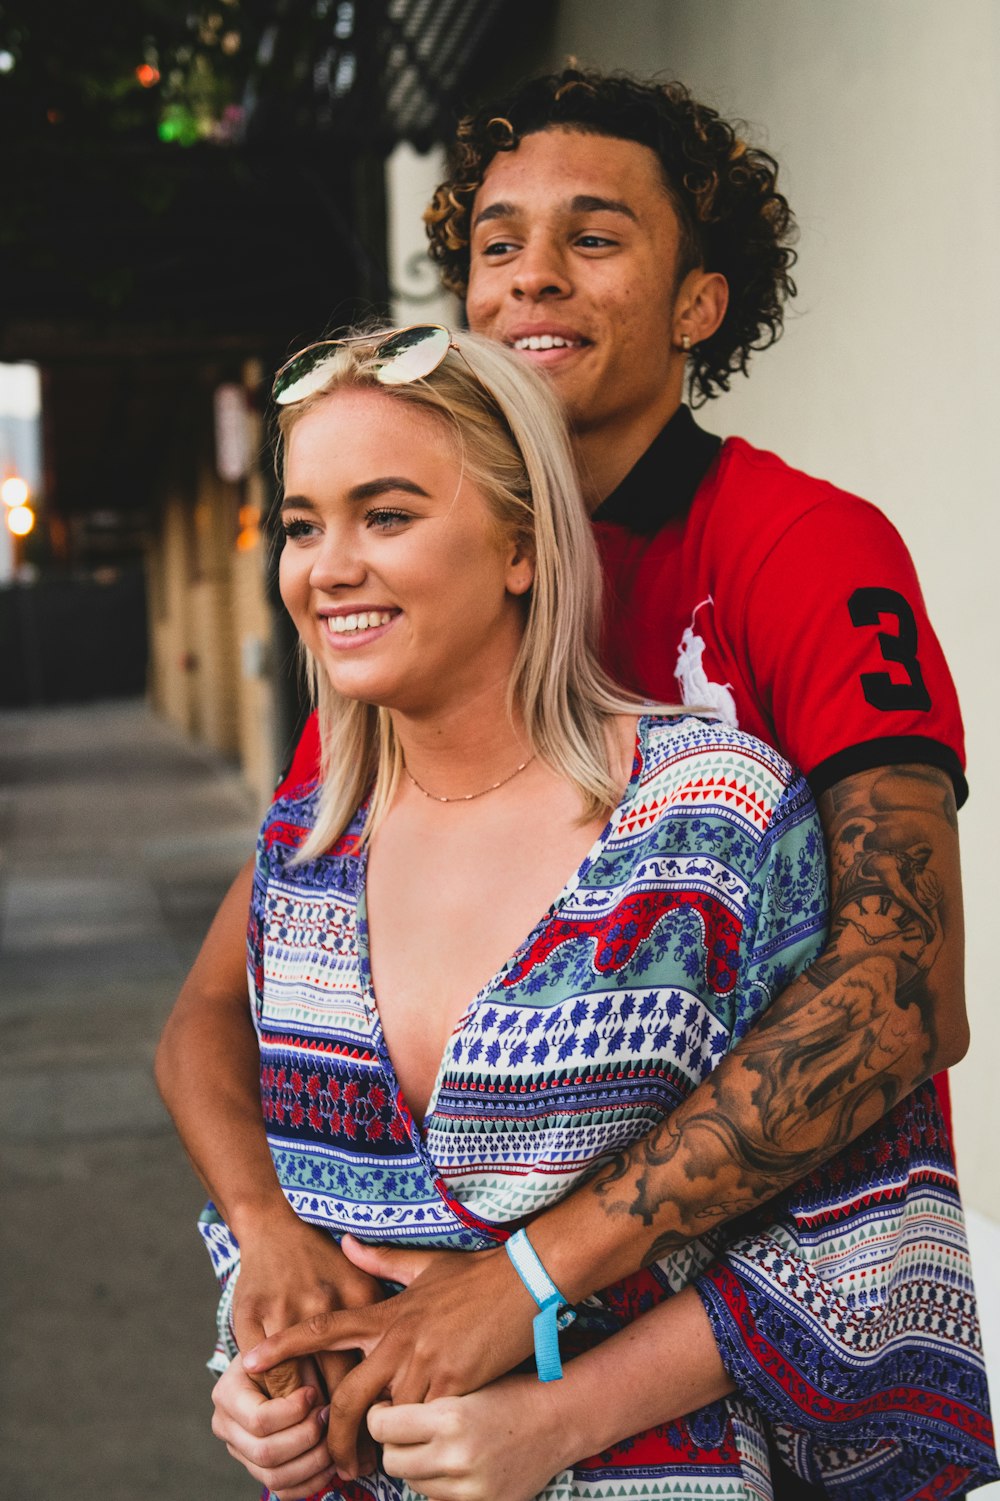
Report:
254,809,754,1236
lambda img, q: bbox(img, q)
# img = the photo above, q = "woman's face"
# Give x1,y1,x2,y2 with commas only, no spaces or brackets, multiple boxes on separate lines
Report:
279,387,533,718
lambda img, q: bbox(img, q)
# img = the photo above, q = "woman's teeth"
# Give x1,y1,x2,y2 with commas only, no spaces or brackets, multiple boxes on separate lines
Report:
327,611,394,634
513,334,579,351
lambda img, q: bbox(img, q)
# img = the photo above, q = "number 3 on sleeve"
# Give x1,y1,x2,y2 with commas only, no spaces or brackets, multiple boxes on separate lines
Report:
848,586,932,712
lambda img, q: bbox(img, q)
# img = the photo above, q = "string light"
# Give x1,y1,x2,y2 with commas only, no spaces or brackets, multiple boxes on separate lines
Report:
7,504,35,537
2,476,29,507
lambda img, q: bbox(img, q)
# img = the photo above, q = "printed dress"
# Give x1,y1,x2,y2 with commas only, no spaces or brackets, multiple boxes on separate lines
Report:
200,716,998,1501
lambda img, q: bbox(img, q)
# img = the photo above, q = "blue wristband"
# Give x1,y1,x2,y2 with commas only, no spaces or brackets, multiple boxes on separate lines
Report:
505,1228,574,1382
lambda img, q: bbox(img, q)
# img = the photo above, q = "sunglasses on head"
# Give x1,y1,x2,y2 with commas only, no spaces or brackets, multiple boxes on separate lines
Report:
272,324,466,406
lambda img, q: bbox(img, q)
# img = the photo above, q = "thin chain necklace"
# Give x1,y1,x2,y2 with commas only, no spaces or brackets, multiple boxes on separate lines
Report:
403,754,536,803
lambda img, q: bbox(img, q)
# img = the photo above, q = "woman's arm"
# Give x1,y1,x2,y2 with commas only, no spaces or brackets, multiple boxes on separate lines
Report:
154,855,282,1236
154,855,384,1407
243,765,966,1475
371,1286,732,1501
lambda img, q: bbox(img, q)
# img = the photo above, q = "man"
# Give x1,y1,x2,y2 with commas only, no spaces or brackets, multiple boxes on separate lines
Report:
156,68,975,1497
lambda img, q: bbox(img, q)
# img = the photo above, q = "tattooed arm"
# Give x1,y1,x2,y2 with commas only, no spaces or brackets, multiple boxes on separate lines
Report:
242,761,967,1476
566,760,966,1270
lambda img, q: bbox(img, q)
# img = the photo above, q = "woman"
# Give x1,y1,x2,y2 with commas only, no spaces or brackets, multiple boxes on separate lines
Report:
196,326,995,1501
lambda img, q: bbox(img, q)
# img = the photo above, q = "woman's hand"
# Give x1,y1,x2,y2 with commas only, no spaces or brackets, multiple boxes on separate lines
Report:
370,1378,569,1501
231,1208,385,1467
242,1235,539,1478
211,1353,339,1500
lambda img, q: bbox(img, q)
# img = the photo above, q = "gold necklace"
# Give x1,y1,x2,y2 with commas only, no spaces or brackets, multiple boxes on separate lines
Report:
403,754,536,803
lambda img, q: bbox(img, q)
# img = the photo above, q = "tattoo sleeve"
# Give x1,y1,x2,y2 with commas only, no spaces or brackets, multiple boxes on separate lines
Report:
576,763,966,1273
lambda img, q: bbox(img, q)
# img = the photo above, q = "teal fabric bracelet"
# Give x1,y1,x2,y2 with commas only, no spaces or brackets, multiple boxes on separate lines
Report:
505,1228,574,1382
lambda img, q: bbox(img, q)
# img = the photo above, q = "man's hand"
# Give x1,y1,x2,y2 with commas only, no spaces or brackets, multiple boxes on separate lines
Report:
243,1235,538,1479
211,1353,338,1500
232,1209,385,1471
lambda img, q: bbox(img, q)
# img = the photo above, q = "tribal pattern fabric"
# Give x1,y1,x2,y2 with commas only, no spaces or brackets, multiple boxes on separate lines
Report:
199,715,997,1500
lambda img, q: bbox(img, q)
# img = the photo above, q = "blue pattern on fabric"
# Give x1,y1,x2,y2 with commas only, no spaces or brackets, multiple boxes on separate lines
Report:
198,715,997,1500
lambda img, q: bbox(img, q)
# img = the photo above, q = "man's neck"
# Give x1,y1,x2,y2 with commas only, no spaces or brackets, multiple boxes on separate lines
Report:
573,398,684,513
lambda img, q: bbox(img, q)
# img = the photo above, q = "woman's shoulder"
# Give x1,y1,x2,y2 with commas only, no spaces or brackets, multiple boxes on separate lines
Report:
632,713,814,831
256,784,366,880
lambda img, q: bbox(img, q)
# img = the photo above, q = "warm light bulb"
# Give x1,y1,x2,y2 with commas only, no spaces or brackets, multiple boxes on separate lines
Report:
7,504,35,537
2,475,29,507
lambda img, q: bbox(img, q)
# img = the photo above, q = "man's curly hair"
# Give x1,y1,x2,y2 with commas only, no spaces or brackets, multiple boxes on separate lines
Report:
425,67,797,404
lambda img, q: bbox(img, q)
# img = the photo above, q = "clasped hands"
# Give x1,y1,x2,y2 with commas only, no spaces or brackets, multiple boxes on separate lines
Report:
219,1217,542,1500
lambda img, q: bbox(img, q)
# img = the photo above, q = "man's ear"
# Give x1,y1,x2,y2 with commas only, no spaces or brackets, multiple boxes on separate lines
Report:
673,268,729,349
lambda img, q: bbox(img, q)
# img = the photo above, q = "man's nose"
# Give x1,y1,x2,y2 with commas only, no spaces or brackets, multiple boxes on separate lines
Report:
511,240,571,301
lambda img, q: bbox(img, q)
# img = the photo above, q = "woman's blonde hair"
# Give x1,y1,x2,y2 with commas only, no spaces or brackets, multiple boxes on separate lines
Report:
277,328,666,860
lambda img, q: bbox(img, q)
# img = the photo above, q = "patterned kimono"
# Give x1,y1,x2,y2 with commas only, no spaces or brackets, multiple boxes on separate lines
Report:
201,716,998,1500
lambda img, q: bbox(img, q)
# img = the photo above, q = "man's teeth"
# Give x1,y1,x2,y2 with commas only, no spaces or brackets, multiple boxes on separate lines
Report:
327,611,393,634
513,334,580,351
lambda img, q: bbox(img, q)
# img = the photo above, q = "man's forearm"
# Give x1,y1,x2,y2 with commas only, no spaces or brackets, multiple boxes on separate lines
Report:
532,763,966,1297
155,854,287,1236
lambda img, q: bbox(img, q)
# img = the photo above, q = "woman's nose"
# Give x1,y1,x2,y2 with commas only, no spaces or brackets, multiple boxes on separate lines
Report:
308,530,366,592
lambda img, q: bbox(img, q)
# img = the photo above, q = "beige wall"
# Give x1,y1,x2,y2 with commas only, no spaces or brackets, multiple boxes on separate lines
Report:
543,0,1000,1215
147,366,281,812
148,489,197,736
231,398,282,814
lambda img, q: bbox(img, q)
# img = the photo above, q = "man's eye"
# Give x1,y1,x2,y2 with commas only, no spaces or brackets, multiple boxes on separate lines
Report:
481,239,519,257
576,233,616,249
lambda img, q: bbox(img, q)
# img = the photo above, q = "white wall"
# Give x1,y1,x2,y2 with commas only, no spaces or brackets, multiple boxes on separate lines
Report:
386,142,461,328
544,0,1000,1219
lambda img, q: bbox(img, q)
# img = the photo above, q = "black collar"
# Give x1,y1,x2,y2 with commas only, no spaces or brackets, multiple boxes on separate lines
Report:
591,405,723,537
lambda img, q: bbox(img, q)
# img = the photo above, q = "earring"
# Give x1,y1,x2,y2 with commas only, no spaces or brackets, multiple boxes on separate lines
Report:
680,333,692,352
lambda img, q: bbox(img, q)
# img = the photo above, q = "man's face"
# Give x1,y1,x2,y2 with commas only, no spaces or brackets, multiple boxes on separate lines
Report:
466,127,685,440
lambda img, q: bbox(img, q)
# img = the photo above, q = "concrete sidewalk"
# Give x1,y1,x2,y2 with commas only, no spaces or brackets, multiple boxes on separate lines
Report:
0,700,260,1500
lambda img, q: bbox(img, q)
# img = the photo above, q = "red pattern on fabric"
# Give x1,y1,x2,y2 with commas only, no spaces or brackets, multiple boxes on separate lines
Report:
506,889,742,991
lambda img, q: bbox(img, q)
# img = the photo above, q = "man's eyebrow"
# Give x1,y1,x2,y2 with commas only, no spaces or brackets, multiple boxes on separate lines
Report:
473,194,638,229
473,199,517,228
569,194,638,221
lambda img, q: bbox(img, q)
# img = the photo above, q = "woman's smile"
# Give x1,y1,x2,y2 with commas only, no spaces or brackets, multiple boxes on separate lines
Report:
319,606,400,645
278,387,531,716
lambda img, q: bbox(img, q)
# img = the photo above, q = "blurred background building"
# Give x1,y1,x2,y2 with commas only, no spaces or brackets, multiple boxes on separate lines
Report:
0,0,534,806
1,2,997,1493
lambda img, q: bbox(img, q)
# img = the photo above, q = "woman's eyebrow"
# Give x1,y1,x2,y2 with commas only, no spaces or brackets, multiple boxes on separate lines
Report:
346,478,431,502
281,479,431,511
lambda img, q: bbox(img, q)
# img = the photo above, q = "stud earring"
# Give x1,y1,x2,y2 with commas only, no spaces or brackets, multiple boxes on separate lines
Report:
680,333,692,352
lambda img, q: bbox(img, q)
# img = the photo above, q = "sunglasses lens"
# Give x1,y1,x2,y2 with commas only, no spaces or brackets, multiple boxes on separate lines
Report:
273,345,341,406
375,325,451,385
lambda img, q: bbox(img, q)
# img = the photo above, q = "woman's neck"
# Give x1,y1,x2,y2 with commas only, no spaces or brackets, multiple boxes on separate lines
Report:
389,685,532,806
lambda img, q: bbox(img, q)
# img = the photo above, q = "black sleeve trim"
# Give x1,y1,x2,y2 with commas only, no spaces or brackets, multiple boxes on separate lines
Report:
806,736,968,809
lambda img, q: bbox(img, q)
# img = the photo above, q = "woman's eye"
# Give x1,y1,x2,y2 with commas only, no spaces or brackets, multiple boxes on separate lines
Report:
365,507,410,530
282,517,317,540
